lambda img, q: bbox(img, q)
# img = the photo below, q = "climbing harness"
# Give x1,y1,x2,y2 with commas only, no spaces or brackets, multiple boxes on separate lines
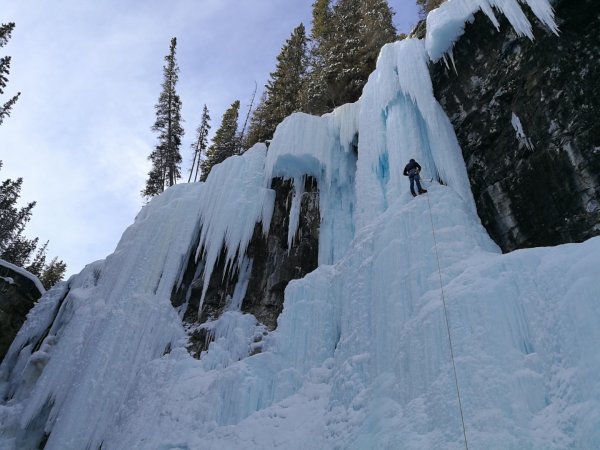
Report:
424,182,470,450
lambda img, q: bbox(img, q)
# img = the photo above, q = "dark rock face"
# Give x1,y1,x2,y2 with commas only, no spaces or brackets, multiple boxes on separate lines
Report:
0,264,44,362
242,177,319,328
173,177,319,357
430,0,600,251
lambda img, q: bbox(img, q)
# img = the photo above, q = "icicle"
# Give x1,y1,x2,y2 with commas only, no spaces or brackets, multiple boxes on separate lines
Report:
449,50,458,75
426,0,558,62
480,1,501,30
266,112,357,265
229,257,253,311
287,176,305,250
524,0,559,35
193,144,275,313
511,112,534,151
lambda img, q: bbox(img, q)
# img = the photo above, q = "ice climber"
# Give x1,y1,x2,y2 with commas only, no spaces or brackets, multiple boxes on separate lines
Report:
403,159,427,197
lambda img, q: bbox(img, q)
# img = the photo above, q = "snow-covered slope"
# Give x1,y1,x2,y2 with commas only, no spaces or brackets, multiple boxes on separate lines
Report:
3,1,599,449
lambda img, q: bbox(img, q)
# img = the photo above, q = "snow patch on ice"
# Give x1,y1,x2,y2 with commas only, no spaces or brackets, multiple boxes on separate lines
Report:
198,310,266,371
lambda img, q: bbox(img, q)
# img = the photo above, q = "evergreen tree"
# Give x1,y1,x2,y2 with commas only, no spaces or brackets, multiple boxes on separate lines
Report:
237,82,258,152
0,161,66,286
244,92,269,149
359,0,397,69
300,0,333,114
324,0,364,106
246,24,308,148
143,37,184,198
311,0,332,42
199,100,240,182
188,104,211,183
267,23,307,123
24,239,47,277
0,22,20,126
0,165,36,261
40,257,67,289
302,0,396,114
1,235,38,267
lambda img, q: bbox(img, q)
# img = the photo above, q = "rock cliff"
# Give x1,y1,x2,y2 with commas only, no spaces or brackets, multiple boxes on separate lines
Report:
430,0,600,251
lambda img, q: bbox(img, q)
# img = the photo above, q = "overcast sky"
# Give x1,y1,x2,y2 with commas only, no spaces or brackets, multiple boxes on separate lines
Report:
0,0,420,277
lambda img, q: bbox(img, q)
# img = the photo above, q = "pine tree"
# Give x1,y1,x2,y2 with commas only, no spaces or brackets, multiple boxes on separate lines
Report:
1,236,38,267
302,0,396,114
246,24,308,148
300,0,333,114
359,0,397,69
188,104,211,183
199,100,240,182
0,161,67,286
237,83,258,153
265,24,307,135
244,92,269,149
143,37,184,198
40,257,67,289
311,0,332,42
25,239,47,277
324,0,364,106
0,22,20,126
0,165,36,261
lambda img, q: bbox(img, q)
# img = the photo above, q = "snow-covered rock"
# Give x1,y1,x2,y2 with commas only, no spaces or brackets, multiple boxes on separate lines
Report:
0,260,45,361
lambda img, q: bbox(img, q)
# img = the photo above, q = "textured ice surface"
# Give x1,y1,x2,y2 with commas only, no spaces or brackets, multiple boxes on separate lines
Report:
0,185,203,450
194,144,275,309
2,1,594,449
267,112,357,265
104,188,600,450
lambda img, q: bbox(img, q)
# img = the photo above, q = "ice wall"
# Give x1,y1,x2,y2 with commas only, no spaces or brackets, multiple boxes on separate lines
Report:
193,144,275,310
266,111,358,265
356,37,480,230
0,185,204,449
102,187,600,450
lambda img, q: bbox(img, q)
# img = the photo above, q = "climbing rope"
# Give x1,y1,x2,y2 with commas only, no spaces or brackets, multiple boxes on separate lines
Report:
423,182,470,450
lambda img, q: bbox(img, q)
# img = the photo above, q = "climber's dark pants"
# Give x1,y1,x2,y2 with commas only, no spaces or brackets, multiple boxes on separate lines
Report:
409,174,423,196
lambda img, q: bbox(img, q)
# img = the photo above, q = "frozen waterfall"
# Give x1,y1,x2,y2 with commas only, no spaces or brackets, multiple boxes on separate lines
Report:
2,1,599,449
